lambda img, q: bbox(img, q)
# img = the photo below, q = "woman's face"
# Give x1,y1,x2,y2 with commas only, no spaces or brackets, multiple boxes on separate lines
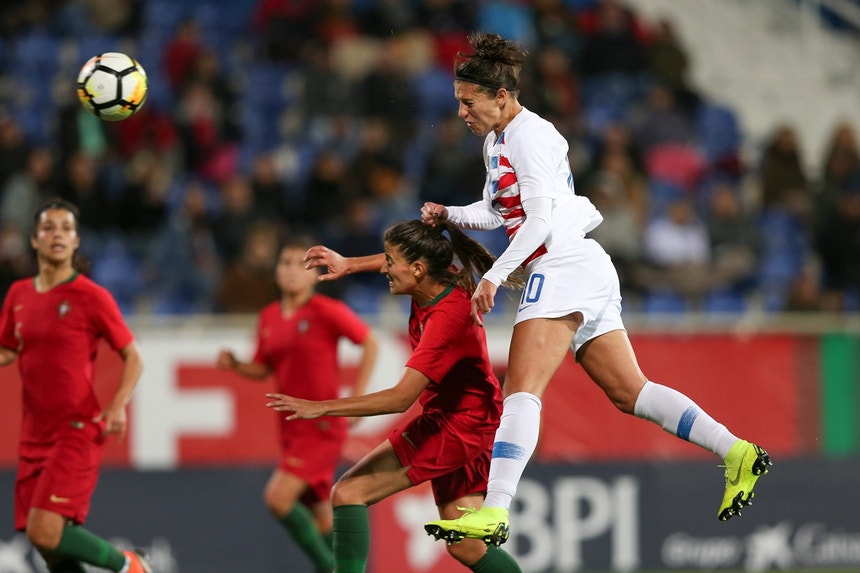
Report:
454,81,503,137
381,243,418,296
275,247,317,296
31,208,79,266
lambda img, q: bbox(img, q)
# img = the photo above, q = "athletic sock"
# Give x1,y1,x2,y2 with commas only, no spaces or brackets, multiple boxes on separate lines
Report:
53,525,126,571
484,392,542,510
470,545,523,572
333,504,370,573
278,503,334,572
634,380,738,458
48,561,87,573
323,529,334,550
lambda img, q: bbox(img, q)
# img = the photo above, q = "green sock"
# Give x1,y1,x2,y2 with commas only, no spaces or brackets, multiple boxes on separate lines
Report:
323,529,335,550
48,561,87,573
279,503,334,571
332,504,370,573
470,545,523,573
53,525,126,571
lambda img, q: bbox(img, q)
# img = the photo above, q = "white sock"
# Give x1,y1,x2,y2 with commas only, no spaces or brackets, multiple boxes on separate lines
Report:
633,380,738,458
483,392,542,510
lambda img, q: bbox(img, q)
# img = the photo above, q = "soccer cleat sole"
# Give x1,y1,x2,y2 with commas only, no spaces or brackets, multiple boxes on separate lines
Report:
718,445,773,522
424,522,510,547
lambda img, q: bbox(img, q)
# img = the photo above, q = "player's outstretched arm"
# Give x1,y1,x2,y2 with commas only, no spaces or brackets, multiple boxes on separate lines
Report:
303,246,385,282
266,367,428,420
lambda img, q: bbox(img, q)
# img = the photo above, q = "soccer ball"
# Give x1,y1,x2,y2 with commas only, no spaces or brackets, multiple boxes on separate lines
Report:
76,52,148,121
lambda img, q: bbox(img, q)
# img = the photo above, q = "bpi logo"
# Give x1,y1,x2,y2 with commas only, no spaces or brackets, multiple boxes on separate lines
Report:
510,476,640,572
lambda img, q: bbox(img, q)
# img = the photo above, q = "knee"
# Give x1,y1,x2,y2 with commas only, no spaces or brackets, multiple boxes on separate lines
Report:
25,522,60,553
445,538,487,567
331,479,362,507
263,485,293,517
602,379,647,414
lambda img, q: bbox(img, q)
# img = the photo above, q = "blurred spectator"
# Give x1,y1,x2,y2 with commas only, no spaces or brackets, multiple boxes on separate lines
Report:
249,152,291,226
301,148,351,232
162,18,204,91
355,36,419,143
584,171,643,292
531,44,581,124
578,0,647,78
147,178,220,314
82,0,142,35
212,173,267,263
361,150,420,233
419,115,484,206
703,181,760,291
253,0,321,62
814,122,860,232
532,0,581,61
175,80,240,184
815,182,860,311
758,124,811,214
117,150,171,245
58,151,114,237
645,17,699,116
639,193,716,298
1,147,57,243
0,116,31,190
631,83,695,154
215,219,280,313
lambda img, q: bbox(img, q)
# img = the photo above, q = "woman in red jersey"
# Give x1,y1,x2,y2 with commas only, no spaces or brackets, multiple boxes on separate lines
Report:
216,236,378,573
0,199,151,573
266,220,522,573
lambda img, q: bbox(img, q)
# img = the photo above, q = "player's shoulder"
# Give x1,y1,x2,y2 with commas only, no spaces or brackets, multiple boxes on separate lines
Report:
511,108,563,141
68,273,112,298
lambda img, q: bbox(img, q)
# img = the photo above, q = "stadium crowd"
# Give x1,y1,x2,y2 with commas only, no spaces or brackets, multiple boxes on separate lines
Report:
0,0,858,316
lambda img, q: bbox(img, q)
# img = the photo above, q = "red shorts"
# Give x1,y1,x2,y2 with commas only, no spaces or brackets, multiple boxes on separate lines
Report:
278,421,345,504
15,419,106,531
389,411,494,506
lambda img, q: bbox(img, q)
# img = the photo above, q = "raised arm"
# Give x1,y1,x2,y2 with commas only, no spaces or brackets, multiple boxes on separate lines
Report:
303,246,385,282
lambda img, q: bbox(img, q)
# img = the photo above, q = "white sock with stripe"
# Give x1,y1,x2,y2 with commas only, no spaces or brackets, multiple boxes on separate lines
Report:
483,392,542,510
633,380,738,458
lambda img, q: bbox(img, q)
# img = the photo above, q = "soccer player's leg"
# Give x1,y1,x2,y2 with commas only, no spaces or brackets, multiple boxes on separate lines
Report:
718,439,772,521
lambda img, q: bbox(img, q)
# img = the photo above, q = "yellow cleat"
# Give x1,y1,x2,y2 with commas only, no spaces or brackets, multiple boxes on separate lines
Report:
425,506,510,546
718,439,772,521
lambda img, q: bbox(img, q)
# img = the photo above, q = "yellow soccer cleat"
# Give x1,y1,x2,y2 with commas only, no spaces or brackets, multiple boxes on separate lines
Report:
425,506,510,547
718,439,772,521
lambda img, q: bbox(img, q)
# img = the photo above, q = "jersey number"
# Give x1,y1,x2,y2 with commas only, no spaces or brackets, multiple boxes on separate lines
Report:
520,273,545,305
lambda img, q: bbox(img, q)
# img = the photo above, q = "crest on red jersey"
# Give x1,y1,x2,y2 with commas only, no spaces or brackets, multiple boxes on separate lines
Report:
58,300,71,318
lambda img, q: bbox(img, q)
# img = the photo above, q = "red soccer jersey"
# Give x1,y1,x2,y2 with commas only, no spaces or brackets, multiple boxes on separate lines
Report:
405,285,502,433
253,293,370,438
0,274,134,444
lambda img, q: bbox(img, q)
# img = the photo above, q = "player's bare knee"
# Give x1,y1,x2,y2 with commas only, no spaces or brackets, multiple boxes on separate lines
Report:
330,480,364,506
25,523,60,552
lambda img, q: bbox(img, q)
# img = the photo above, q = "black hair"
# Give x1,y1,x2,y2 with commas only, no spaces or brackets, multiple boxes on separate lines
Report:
454,32,528,95
383,219,497,295
32,197,80,236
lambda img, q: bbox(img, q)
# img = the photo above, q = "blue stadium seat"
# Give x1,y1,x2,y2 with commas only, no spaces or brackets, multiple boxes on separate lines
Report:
696,102,742,162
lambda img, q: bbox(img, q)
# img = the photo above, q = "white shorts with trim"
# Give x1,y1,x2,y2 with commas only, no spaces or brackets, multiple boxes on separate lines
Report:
513,238,626,355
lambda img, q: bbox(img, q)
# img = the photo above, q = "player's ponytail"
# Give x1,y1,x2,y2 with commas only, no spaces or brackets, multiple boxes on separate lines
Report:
384,219,511,295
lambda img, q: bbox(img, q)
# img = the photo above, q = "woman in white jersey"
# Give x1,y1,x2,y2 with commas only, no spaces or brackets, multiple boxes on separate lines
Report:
305,32,771,547
420,32,772,544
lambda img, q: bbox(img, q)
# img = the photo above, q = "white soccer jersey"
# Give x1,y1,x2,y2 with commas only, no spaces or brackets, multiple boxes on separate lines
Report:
447,107,603,286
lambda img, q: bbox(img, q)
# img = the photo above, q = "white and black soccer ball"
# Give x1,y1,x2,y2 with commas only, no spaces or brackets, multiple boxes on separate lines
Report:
76,52,148,121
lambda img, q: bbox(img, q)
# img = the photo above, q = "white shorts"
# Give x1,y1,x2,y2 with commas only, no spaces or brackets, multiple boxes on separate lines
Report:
513,238,626,355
